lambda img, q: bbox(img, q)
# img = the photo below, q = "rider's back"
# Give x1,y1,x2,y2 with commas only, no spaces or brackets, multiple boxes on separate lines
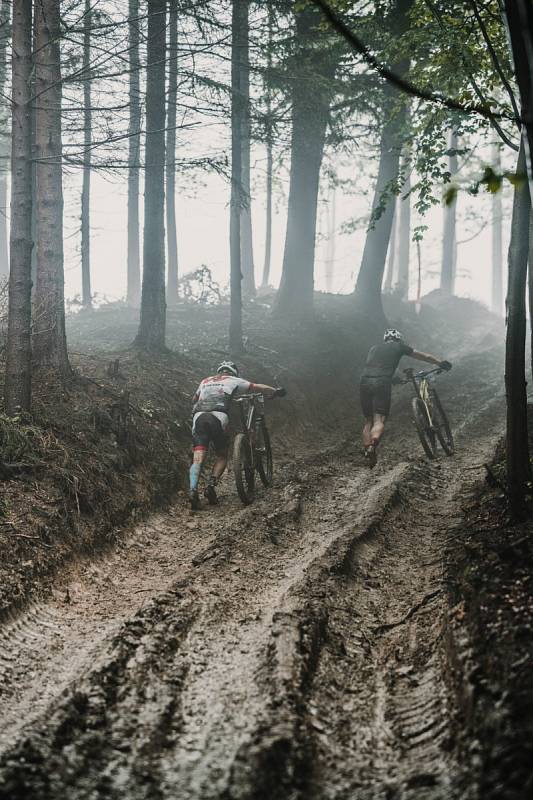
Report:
362,341,413,380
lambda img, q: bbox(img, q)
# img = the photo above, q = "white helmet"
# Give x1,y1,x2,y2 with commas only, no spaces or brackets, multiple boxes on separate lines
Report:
384,328,403,343
217,360,239,377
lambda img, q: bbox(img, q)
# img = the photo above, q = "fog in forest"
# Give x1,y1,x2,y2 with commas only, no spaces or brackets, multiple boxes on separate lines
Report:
1,1,533,798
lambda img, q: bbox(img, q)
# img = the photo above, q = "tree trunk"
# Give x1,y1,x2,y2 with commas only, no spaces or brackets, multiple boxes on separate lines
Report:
383,199,397,293
127,0,141,307
240,0,255,297
492,142,504,316
505,135,531,517
440,130,458,294
166,0,179,306
354,102,407,322
274,5,337,319
4,0,32,413
527,209,533,380
33,0,70,376
503,1,533,192
353,0,412,323
135,0,167,351
261,2,274,289
325,182,336,294
0,0,9,279
81,0,92,308
230,0,245,353
396,155,411,299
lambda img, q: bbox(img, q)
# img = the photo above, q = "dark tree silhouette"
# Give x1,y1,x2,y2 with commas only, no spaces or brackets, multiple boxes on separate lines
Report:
33,0,70,376
274,4,338,319
166,0,179,306
4,0,32,413
135,0,167,351
127,0,141,307
230,0,246,353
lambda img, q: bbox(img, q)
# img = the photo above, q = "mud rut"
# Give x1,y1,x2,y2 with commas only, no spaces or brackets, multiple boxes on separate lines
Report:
0,346,504,800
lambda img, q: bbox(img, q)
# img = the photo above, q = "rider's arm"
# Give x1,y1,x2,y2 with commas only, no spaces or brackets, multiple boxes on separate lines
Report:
410,350,444,366
248,382,278,398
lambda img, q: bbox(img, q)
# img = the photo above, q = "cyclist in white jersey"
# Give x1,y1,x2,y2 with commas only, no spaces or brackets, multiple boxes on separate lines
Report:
189,360,284,509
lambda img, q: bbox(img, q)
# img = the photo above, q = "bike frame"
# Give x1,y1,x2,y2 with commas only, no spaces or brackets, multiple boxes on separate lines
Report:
403,368,442,425
234,393,266,456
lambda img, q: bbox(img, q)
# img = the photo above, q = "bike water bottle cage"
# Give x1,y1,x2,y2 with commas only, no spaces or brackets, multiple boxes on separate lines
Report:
217,361,239,377
383,328,403,343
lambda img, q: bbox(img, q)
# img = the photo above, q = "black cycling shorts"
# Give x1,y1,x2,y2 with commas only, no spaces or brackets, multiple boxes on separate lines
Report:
192,413,228,456
360,377,392,418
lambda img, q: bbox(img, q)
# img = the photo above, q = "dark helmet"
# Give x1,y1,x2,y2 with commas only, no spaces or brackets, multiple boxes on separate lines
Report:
383,328,403,343
217,360,239,377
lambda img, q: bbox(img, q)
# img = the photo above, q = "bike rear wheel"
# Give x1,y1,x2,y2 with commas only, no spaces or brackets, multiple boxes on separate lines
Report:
233,433,255,505
255,420,273,487
430,388,454,455
412,397,436,459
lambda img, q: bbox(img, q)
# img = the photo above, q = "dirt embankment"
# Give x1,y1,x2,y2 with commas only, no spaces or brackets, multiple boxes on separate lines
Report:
0,292,500,619
446,453,533,800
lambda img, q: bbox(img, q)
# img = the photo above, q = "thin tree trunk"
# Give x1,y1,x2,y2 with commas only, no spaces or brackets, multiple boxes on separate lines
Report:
135,0,167,351
166,0,179,305
274,5,337,318
230,0,245,353
240,0,255,297
503,1,533,193
505,135,531,517
492,142,504,316
127,0,141,307
33,0,70,376
354,103,407,322
4,0,32,413
383,199,397,293
396,155,411,299
527,206,533,380
261,2,274,289
81,0,92,308
353,0,412,323
0,0,9,279
441,130,458,294
325,182,336,293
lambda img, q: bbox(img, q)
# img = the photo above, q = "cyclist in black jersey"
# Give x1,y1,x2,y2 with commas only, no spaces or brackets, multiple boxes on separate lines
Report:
360,329,451,466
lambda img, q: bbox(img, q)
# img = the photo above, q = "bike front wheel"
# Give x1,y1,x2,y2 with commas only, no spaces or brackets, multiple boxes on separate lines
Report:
412,397,436,459
233,433,255,505
255,420,273,487
430,388,454,455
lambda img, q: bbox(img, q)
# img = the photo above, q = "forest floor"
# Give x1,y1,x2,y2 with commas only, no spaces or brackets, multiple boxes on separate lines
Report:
0,292,531,799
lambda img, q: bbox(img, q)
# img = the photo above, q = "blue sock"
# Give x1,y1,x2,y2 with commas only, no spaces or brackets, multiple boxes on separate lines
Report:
190,462,202,491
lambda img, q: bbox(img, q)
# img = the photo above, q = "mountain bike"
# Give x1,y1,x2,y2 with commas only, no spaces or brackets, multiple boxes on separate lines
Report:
402,367,454,459
232,393,275,505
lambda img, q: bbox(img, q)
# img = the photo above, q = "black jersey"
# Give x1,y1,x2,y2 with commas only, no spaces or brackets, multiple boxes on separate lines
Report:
361,341,414,380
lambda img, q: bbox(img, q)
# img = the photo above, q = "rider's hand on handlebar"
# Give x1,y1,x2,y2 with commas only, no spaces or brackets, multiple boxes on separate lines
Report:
274,387,287,398
439,360,452,371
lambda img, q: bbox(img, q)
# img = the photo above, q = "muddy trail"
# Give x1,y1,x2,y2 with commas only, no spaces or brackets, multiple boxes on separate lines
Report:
0,339,504,799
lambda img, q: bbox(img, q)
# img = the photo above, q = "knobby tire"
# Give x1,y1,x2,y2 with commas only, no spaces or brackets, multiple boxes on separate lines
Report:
429,388,454,455
255,420,273,487
233,432,255,505
412,397,436,459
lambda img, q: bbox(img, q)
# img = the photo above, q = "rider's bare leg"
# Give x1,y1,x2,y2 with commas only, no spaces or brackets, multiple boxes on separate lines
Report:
190,448,207,492
370,414,386,447
210,455,227,483
362,417,373,447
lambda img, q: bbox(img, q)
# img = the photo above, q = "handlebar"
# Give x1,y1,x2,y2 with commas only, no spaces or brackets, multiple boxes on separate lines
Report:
234,389,284,403
403,367,443,379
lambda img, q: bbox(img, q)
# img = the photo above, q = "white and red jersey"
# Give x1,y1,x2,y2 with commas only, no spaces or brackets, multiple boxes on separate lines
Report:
192,374,254,431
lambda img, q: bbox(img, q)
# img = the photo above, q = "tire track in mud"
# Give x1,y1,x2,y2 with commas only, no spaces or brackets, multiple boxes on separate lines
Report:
0,344,505,799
